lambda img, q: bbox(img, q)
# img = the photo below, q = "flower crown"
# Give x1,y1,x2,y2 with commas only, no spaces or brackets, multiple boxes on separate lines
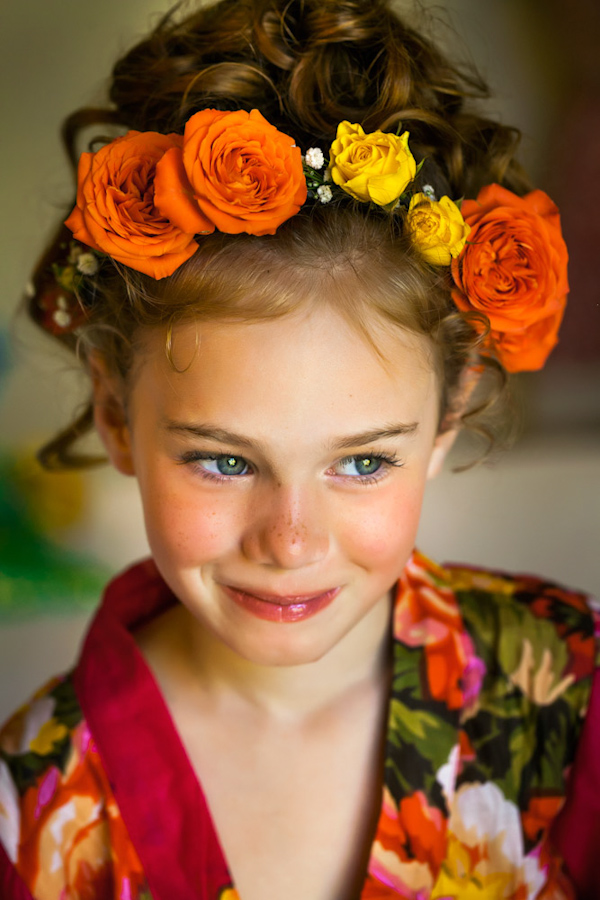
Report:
47,108,568,373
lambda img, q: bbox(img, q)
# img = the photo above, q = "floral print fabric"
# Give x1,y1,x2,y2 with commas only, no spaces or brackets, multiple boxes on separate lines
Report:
364,553,598,899
0,678,149,900
0,551,597,900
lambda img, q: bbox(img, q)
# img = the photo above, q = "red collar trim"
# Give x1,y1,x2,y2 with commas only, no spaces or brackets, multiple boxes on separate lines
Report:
73,559,231,900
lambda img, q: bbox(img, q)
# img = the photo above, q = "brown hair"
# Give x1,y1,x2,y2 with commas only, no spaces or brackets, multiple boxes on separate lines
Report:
30,0,530,469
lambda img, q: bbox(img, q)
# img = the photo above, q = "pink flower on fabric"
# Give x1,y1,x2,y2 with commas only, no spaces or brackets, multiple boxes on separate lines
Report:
34,766,59,819
460,633,486,709
75,722,92,755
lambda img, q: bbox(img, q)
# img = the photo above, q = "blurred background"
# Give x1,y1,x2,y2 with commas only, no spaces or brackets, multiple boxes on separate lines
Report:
1,0,599,721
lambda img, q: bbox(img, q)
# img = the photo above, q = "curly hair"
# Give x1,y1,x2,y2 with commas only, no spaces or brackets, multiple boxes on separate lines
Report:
29,0,529,469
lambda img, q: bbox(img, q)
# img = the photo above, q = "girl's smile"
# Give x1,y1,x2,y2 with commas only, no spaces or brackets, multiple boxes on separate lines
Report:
220,584,341,623
94,303,453,668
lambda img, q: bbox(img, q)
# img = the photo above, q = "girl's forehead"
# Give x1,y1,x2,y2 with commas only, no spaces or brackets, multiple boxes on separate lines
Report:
137,305,437,382
128,307,441,441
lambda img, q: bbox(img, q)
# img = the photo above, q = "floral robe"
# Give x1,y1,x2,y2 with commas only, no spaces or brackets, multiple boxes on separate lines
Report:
1,552,598,900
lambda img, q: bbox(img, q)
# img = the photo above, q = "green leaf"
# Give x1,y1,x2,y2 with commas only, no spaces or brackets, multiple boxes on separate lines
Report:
458,587,569,686
391,645,423,697
50,675,84,731
504,716,537,799
388,698,456,765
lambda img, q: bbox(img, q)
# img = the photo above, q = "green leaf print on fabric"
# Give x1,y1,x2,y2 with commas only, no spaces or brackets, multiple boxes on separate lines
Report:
391,644,424,697
454,583,591,810
0,674,82,796
386,697,457,798
457,587,571,702
48,673,84,732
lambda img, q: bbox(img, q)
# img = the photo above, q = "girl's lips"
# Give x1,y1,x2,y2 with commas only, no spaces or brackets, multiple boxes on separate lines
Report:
221,585,340,623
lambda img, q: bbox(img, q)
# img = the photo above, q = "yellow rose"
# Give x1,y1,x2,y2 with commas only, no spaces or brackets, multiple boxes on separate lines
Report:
329,122,416,206
406,193,470,265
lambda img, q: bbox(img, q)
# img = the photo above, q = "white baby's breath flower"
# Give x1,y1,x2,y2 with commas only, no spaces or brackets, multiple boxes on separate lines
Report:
305,147,325,170
67,243,83,265
52,309,72,329
76,252,99,276
422,184,436,200
317,185,333,204
323,168,332,182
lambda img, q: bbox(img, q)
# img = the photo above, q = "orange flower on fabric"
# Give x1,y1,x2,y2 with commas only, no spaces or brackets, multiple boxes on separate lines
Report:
376,791,447,871
155,108,307,236
367,788,447,895
65,131,199,279
394,553,467,710
451,184,569,372
521,795,564,846
17,724,146,899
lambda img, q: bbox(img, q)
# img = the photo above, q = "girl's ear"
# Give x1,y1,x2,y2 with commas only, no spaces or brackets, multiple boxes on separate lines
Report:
89,354,135,476
427,426,458,480
427,365,480,479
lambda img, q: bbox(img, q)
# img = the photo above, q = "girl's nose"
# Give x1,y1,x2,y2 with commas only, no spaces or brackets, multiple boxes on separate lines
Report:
241,484,329,569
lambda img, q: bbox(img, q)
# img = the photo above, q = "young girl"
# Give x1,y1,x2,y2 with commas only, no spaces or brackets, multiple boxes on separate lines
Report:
1,1,598,898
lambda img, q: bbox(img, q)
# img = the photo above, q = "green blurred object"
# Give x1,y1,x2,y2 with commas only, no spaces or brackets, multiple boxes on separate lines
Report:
0,451,108,622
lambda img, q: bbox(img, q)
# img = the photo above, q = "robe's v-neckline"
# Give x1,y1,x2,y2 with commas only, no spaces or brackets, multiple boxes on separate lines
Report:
73,556,464,900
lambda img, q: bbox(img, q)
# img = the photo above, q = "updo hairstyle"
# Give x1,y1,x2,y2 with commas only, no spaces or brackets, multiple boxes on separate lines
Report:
29,0,530,469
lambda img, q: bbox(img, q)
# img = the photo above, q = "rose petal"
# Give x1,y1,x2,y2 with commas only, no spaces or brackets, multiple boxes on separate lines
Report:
155,147,215,235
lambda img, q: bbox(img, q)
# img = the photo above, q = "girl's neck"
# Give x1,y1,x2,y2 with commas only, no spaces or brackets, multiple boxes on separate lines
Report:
137,592,394,722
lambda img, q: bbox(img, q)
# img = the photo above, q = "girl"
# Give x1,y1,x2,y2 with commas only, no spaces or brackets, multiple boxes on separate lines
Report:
1,1,597,898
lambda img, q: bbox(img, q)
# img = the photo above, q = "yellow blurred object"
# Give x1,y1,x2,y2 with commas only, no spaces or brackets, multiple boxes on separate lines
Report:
13,447,86,534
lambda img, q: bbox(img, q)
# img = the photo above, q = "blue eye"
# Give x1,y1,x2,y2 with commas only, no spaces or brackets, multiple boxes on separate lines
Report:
337,456,384,477
204,455,249,476
179,452,250,479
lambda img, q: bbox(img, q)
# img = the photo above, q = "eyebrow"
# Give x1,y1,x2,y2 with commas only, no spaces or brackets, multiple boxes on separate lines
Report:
163,420,419,451
328,423,419,450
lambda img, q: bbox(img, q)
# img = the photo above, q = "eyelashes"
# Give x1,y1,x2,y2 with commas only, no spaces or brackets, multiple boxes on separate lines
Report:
177,451,251,481
177,450,404,485
332,453,404,483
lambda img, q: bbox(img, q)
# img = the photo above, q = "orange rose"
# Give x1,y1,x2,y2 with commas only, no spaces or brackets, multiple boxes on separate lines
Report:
154,108,307,236
489,304,566,373
451,184,569,372
65,131,199,279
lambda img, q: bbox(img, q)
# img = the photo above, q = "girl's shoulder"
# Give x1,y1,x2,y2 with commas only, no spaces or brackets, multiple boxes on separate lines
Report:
0,672,149,899
443,555,599,690
408,549,598,688
393,550,598,795
381,553,599,897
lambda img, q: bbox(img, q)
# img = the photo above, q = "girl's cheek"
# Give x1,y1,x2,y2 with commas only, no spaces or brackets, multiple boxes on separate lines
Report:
336,482,425,564
140,478,243,564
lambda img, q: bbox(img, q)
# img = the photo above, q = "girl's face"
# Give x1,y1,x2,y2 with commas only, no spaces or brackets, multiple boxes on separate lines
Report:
95,304,453,667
